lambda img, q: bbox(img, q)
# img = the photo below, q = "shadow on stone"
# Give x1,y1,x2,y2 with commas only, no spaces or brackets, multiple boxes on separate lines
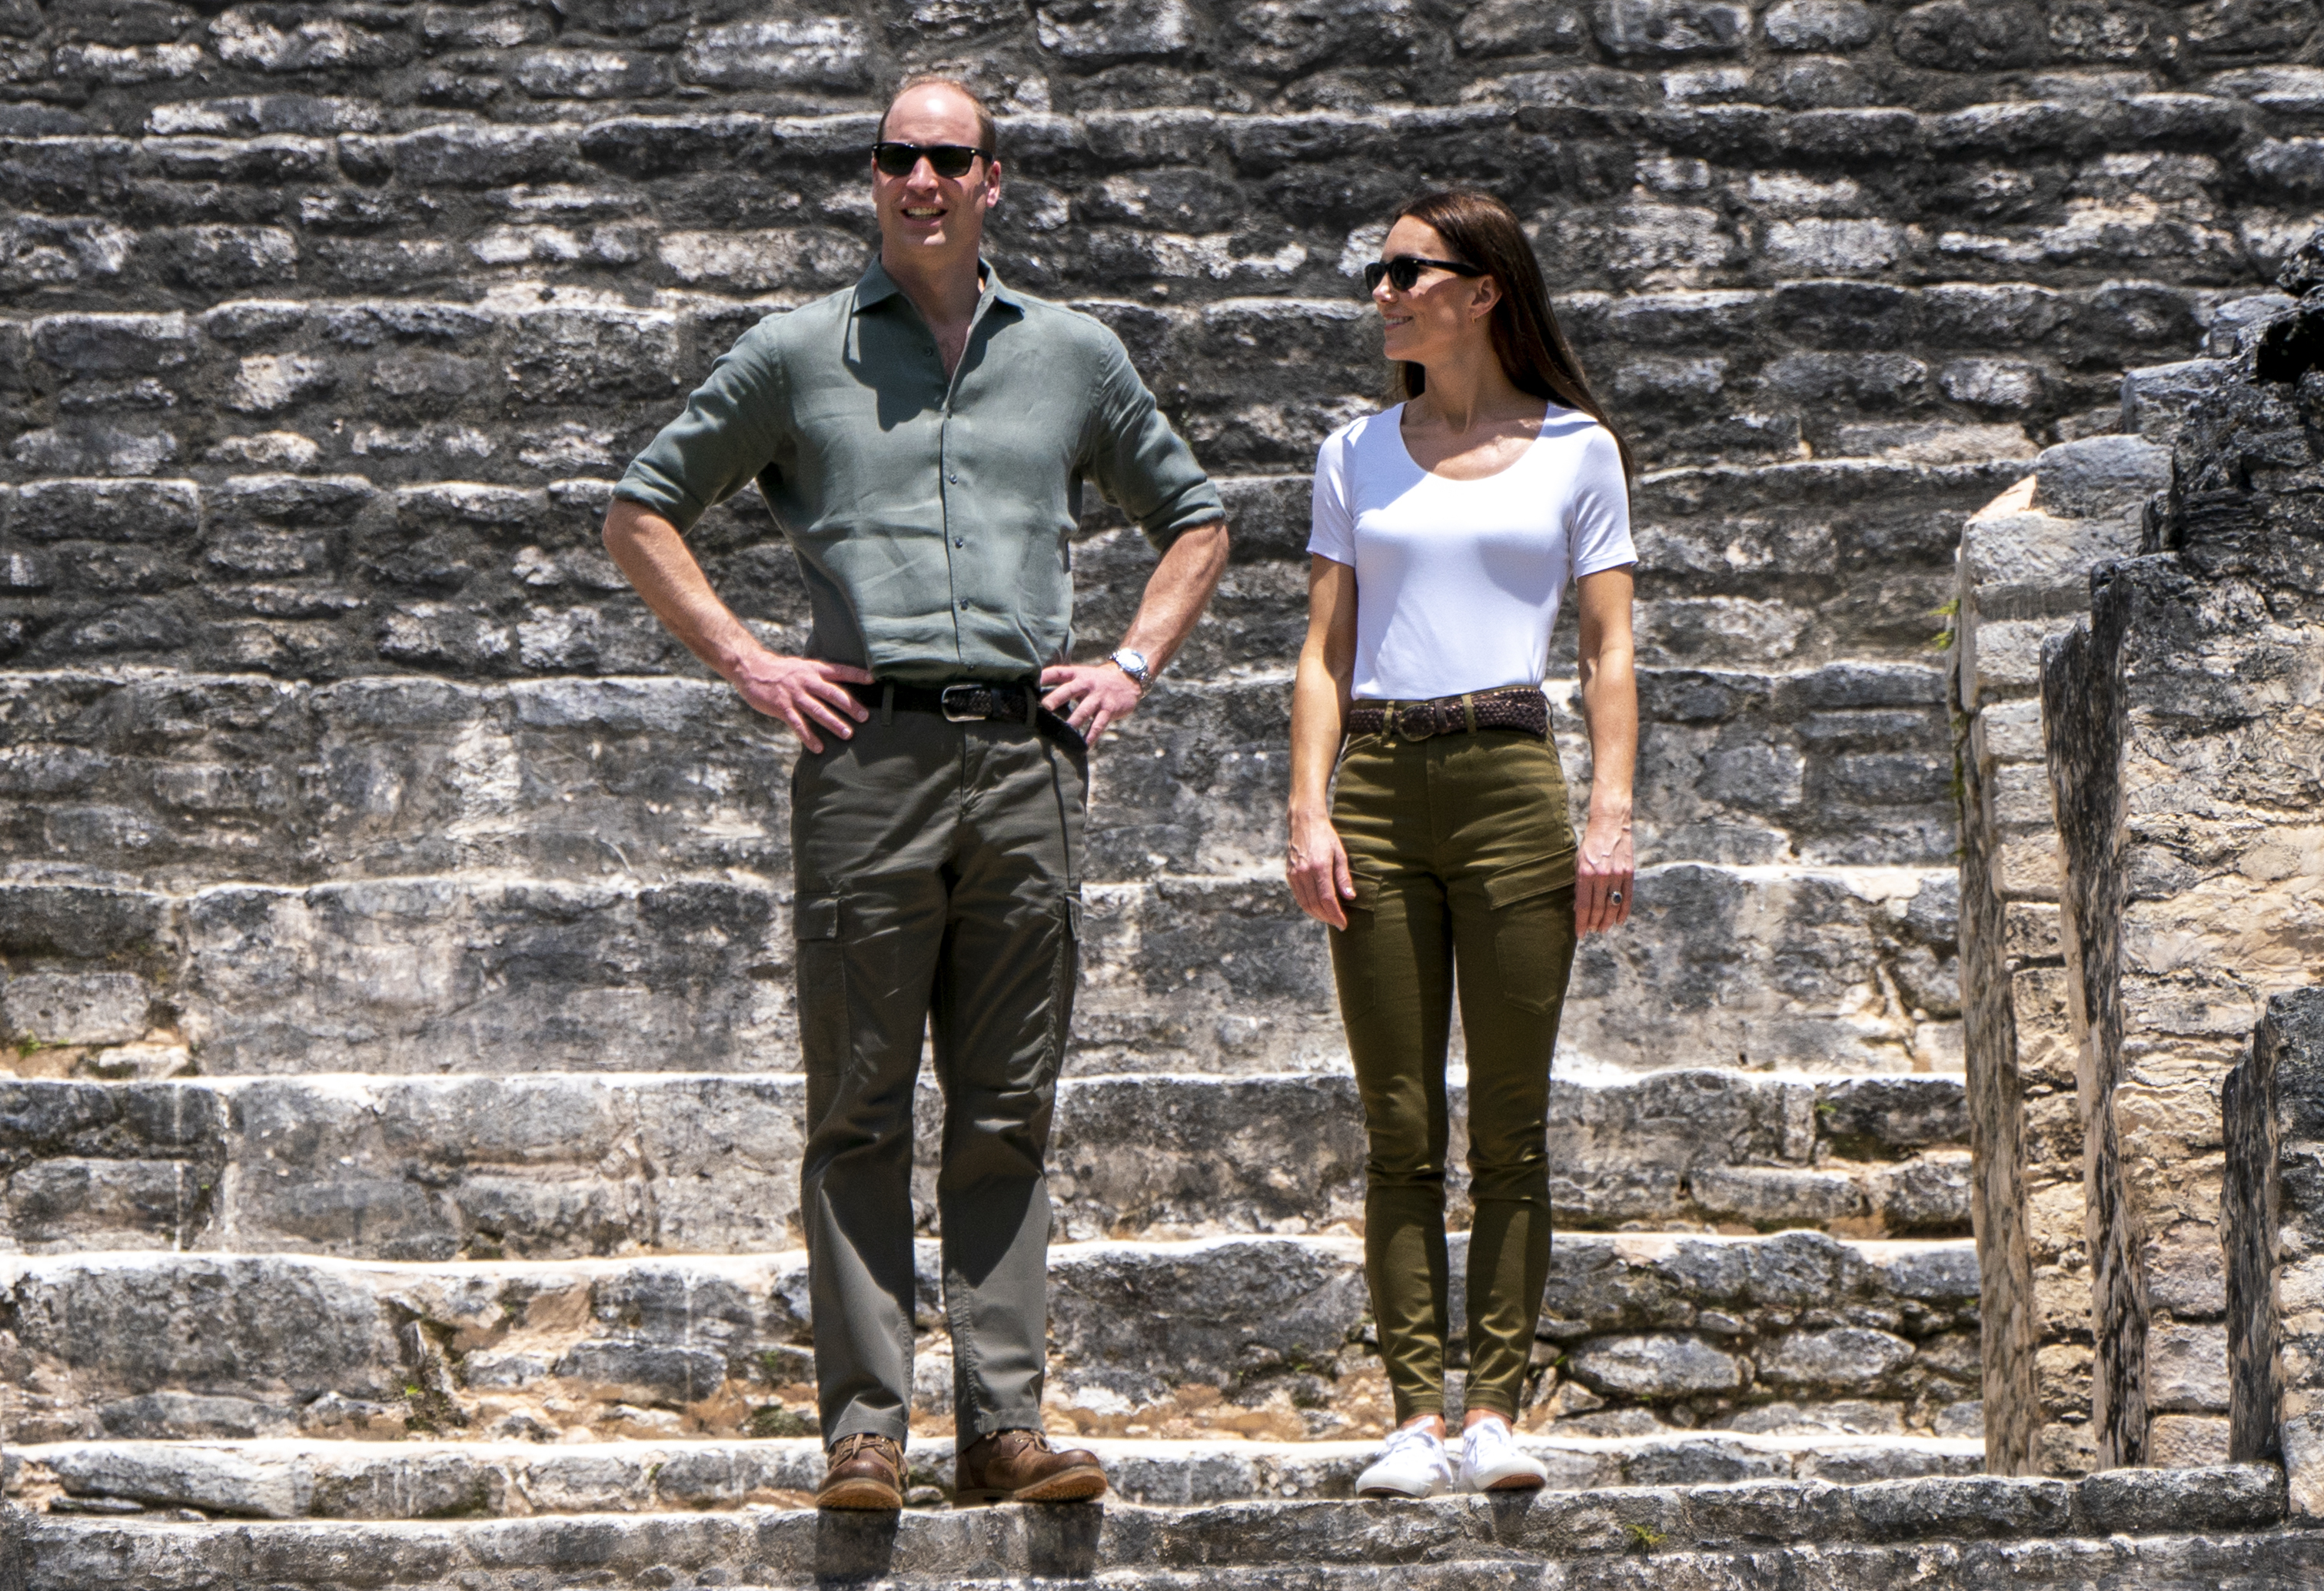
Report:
813,1509,900,1583
0,1504,24,1591
1481,1488,1544,1543
1023,1501,1103,1579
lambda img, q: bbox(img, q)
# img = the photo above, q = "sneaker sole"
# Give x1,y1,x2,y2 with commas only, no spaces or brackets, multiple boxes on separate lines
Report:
1356,1485,1442,1499
1482,1473,1547,1492
816,1479,904,1510
954,1465,1108,1506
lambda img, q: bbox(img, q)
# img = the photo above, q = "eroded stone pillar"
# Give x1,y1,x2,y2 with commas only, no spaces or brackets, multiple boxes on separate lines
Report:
2225,988,2324,1515
1955,437,2162,1474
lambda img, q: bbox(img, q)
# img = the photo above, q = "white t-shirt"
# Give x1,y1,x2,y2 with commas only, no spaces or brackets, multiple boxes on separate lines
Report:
1307,402,1636,702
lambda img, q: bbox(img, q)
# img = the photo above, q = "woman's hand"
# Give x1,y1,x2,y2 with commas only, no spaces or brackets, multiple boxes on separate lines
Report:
1288,809,1357,929
1576,813,1633,935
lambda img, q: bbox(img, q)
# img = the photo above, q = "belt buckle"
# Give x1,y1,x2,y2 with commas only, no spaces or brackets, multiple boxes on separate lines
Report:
940,684,988,722
1402,702,1439,740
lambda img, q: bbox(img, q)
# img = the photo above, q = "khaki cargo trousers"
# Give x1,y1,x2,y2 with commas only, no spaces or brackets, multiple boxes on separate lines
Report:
1328,726,1580,1425
792,708,1086,1447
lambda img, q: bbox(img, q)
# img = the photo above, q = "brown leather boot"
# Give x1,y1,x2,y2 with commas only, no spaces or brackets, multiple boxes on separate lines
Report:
816,1432,905,1510
953,1428,1108,1505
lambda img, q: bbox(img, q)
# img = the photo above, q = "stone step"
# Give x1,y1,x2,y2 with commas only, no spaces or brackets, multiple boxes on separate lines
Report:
9,1466,2300,1590
5,1433,1988,1518
0,1232,1980,1448
0,1069,1970,1259
0,659,1956,892
2,284,2203,481
2,459,2023,682
0,862,1957,1077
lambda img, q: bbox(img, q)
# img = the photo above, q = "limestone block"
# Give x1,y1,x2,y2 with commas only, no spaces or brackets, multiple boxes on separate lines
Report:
1757,1327,1916,1393
1762,0,1874,51
2033,436,2173,520
175,878,791,1074
1973,619,2079,704
1036,0,1197,63
1569,1334,1750,1397
2149,1413,2233,1467
1980,699,2045,762
27,313,193,377
1691,1165,1867,1224
43,1445,303,1519
1870,1154,1973,1234
2148,1323,2231,1413
1964,510,2141,591
1561,863,1956,1074
0,972,152,1046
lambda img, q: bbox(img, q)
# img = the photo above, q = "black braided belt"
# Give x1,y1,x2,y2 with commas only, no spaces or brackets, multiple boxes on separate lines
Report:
843,679,1087,752
1347,686,1548,742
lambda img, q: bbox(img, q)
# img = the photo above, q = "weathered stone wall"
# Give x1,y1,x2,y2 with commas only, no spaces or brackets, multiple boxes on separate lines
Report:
1951,423,2178,1475
2036,256,2324,1470
3,0,2323,1507
2223,987,2324,1513
7,0,2323,1091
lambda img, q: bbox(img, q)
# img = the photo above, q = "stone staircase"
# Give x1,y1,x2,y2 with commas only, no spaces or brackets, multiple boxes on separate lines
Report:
11,0,2324,1579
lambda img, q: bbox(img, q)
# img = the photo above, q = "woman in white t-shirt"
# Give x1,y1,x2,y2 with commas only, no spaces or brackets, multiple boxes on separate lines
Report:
1285,189,1638,1499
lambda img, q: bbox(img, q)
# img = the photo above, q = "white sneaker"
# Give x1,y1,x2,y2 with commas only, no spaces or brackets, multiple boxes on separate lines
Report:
1356,1423,1456,1499
1461,1416,1548,1493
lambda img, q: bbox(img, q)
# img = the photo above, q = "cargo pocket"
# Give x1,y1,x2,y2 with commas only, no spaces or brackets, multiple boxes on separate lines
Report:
1328,865,1384,1022
793,893,845,1073
1046,892,1085,1073
1485,855,1577,1015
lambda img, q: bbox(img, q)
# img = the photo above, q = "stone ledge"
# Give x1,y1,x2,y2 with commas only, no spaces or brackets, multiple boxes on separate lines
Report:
0,1068,1970,1259
0,1234,1979,1448
5,1433,1986,1518
11,1465,2298,1590
0,863,1960,1078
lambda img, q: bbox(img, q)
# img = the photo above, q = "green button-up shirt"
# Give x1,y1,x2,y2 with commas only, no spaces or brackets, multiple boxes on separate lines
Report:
616,257,1225,686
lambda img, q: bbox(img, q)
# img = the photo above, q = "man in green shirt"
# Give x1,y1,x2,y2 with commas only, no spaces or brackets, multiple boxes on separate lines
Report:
603,76,1228,1511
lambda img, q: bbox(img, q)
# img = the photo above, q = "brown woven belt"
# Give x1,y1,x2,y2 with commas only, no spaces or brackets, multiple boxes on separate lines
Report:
1347,686,1548,742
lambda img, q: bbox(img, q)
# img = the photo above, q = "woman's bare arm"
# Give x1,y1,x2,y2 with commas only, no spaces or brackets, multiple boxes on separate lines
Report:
1573,566,1637,934
1286,556,1360,928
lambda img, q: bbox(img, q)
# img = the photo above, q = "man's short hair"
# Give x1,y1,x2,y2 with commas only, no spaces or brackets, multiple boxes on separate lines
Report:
880,74,999,155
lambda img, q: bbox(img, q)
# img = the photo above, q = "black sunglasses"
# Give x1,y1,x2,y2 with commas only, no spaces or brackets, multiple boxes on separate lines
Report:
1363,255,1485,293
872,141,992,179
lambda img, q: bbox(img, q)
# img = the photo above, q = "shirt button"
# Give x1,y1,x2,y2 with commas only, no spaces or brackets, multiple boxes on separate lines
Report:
947,473,959,483
954,538,965,547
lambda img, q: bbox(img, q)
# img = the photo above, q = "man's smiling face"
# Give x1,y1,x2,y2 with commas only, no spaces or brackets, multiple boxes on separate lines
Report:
873,84,1001,260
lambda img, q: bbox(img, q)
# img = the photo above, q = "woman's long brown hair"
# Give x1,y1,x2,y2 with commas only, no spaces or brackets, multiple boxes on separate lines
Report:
1389,188,1636,480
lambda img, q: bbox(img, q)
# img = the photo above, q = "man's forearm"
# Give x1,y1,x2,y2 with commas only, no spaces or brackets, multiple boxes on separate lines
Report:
603,497,763,679
1116,520,1228,675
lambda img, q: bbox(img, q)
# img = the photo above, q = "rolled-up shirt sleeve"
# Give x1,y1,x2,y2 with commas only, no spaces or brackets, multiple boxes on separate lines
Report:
1083,335,1224,553
614,324,788,536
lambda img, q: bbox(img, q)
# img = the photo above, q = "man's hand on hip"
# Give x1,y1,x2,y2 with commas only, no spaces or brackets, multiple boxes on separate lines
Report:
730,649,874,752
1040,662,1142,745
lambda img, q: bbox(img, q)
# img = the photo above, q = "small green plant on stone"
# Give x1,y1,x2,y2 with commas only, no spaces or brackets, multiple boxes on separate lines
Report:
1622,1522,1664,1552
1929,596,1960,653
748,1405,817,1439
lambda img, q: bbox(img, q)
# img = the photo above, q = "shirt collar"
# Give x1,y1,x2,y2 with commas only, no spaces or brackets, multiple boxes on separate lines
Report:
853,256,1022,317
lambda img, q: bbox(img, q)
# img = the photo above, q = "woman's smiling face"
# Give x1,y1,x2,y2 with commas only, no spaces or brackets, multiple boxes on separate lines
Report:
1374,217,1496,367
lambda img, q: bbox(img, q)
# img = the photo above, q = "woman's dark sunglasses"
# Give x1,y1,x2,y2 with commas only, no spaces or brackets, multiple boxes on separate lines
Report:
1363,255,1485,293
871,141,992,179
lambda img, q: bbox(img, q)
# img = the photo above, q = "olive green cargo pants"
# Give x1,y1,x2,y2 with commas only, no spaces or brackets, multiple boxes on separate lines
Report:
1328,727,1579,1425
792,709,1086,1446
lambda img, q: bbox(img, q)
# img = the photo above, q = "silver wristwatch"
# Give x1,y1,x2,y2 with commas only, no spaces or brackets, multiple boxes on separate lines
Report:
1108,647,1152,689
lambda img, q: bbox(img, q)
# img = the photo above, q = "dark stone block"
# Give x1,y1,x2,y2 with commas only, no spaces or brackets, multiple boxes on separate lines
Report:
1892,0,2047,71
2075,1463,2286,1534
